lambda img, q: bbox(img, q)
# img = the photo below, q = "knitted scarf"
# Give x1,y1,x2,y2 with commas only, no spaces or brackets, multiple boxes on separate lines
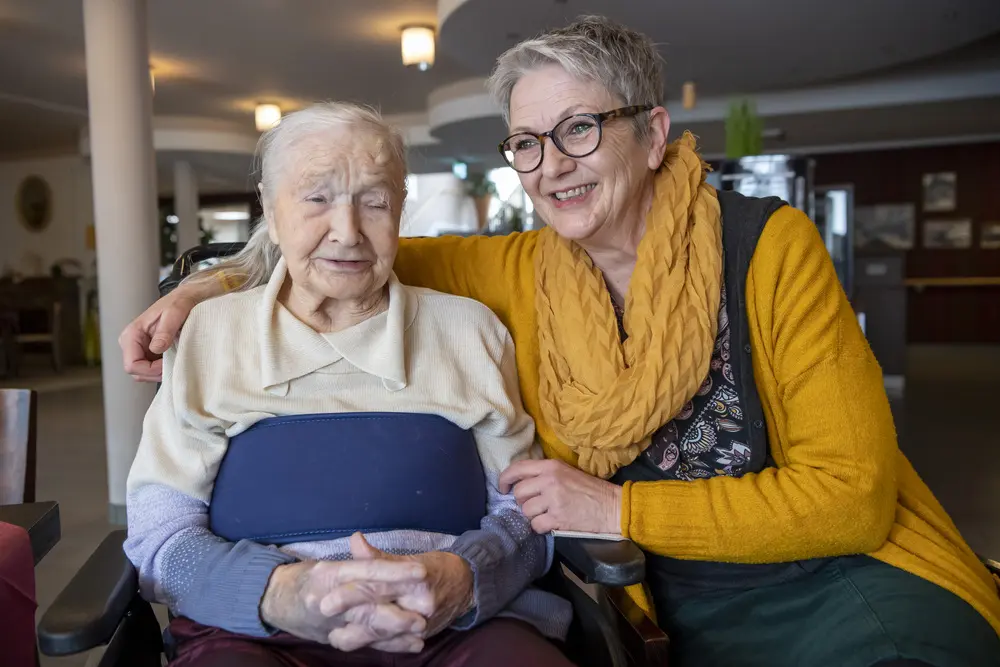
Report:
534,132,723,479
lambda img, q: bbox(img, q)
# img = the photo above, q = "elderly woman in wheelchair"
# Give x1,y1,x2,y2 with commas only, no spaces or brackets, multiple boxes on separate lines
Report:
123,102,575,667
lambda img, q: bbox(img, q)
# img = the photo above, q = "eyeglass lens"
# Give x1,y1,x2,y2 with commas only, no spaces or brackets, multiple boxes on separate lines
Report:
502,114,601,172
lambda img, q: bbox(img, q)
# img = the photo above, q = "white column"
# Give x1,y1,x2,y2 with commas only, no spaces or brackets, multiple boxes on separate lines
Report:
174,160,200,255
83,0,159,524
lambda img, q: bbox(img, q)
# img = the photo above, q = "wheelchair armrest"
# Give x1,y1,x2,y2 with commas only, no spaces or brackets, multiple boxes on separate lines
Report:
37,530,139,656
554,536,645,587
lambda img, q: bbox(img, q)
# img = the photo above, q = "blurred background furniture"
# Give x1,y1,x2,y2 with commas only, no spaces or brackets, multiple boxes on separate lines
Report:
0,276,84,373
0,308,20,378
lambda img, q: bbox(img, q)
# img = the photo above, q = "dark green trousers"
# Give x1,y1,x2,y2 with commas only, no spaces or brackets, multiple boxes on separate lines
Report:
656,556,1000,667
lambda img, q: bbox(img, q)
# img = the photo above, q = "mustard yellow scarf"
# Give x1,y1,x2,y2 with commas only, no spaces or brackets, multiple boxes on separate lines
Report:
534,132,723,479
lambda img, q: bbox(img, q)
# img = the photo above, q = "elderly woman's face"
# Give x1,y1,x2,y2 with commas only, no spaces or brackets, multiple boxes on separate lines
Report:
266,129,402,304
509,65,664,245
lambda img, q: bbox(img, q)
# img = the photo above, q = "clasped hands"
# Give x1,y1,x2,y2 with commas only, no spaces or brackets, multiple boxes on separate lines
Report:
259,460,620,655
260,533,474,654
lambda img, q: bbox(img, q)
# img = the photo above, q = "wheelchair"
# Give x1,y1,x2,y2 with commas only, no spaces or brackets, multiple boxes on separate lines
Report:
36,243,668,667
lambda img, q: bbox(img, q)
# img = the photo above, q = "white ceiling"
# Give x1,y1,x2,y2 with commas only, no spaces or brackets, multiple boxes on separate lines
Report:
0,0,473,154
1,0,999,193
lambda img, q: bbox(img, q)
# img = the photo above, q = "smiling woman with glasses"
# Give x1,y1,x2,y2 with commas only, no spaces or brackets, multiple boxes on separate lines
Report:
121,15,1000,667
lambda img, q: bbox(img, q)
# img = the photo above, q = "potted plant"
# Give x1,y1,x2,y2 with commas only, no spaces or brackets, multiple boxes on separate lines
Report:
509,208,524,233
464,172,497,231
725,98,763,159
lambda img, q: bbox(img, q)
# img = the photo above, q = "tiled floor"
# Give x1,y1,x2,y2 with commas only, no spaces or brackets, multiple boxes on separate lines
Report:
25,345,1000,665
890,345,1000,558
32,384,113,667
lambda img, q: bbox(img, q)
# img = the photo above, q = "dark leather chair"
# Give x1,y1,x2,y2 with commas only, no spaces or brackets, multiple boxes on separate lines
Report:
37,244,669,667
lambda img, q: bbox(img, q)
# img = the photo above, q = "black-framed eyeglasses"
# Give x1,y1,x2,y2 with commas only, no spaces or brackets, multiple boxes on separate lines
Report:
497,105,653,173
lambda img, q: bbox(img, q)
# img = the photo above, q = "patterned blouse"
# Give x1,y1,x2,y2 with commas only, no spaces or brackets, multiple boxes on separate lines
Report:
612,284,753,481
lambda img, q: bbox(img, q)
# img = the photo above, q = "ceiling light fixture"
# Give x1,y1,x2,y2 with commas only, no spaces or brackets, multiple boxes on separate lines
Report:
255,103,282,132
401,25,435,71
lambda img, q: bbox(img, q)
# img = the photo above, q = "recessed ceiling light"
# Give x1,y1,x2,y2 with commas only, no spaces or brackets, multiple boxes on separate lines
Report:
255,103,281,132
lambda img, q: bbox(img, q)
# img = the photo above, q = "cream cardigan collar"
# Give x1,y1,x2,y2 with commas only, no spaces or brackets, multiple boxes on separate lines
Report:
258,257,418,395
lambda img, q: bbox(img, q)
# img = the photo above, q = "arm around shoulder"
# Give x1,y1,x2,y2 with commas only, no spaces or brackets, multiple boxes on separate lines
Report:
120,267,236,379
394,232,537,321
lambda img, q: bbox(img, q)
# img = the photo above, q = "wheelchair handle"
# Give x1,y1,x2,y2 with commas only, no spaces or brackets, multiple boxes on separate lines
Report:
158,242,247,297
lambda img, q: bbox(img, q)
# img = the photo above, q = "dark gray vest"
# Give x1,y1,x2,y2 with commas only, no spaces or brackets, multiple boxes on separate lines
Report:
613,189,786,486
613,190,809,605
717,189,787,472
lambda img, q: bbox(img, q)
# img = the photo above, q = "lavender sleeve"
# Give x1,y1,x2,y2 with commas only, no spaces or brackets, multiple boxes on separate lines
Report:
441,332,560,631
124,484,297,637
443,479,555,630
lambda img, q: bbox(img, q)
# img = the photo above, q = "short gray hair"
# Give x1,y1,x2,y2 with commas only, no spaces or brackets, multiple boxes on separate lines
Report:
187,101,407,292
487,16,664,137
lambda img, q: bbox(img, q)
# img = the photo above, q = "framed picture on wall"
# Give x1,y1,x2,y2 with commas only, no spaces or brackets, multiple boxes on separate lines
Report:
854,204,915,250
922,172,957,212
981,222,1000,249
923,219,972,249
16,175,53,232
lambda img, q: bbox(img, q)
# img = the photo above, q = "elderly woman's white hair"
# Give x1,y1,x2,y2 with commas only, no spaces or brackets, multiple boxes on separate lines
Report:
487,15,664,138
187,102,407,292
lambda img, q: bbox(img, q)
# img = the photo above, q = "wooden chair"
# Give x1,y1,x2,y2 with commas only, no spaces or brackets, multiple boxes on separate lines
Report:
0,388,37,505
0,309,20,378
15,301,62,373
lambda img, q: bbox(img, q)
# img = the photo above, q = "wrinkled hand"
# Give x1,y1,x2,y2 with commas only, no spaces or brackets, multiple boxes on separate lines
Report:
499,459,622,535
260,557,428,652
119,287,198,382
317,533,474,652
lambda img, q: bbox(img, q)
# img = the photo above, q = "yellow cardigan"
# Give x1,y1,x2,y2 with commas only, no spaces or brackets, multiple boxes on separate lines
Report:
393,205,1000,634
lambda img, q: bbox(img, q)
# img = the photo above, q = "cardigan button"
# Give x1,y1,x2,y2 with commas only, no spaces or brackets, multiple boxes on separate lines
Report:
753,419,764,429
744,343,752,354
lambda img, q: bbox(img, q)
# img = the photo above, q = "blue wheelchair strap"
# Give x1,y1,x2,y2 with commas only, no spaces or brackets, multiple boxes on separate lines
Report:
209,412,487,545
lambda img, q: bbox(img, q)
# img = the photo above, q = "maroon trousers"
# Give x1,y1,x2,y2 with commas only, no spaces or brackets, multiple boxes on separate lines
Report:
168,617,575,667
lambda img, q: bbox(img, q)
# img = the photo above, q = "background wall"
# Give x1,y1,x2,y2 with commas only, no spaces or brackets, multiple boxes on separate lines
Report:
0,155,95,277
3,146,996,343
401,173,477,237
815,141,1000,344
